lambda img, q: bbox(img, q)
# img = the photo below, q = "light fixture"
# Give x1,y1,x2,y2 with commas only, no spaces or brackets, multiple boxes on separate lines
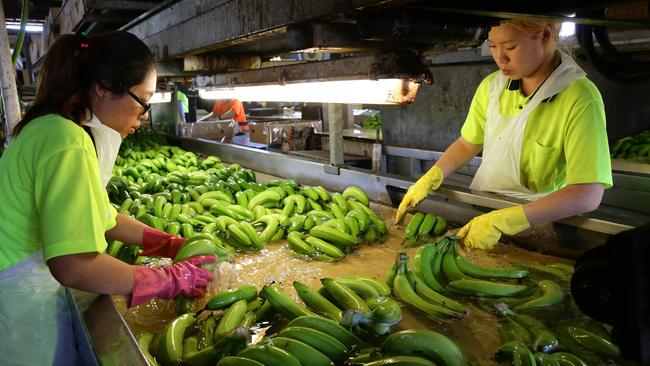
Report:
6,21,43,33
194,52,432,105
149,92,172,104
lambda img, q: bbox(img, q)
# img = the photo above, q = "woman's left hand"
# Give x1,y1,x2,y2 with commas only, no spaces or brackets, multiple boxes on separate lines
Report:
457,205,530,250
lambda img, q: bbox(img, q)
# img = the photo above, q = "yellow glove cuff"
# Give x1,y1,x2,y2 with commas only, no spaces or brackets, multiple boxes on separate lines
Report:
496,205,530,235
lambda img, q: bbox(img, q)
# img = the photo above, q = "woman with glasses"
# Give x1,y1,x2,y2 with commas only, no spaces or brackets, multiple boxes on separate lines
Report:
0,31,214,365
395,18,612,251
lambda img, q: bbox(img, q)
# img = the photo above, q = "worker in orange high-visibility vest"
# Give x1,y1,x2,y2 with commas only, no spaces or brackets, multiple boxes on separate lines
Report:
198,98,248,133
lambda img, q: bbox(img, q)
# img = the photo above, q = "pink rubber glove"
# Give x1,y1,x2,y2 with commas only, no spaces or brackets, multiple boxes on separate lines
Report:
129,255,215,307
140,226,185,258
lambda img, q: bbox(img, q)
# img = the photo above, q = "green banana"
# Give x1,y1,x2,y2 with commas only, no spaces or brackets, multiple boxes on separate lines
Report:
344,216,360,237
217,356,264,366
383,329,468,366
228,204,255,220
228,223,253,248
281,199,296,217
235,191,249,208
341,275,391,296
173,239,218,263
405,212,425,239
207,285,258,310
286,231,317,256
533,329,560,353
412,243,446,292
270,337,334,366
528,264,572,282
406,269,466,314
301,186,320,201
512,342,537,366
185,327,251,366
515,280,564,310
448,279,528,297
287,315,366,350
313,186,331,201
260,284,317,320
321,277,370,312
237,345,301,366
552,352,588,366
346,208,370,232
333,277,381,299
418,213,437,236
307,197,323,211
545,263,574,275
239,221,263,249
287,215,306,233
365,296,403,325
455,253,529,279
215,299,248,340
304,236,346,258
293,281,342,322
135,331,160,366
247,189,282,210
215,216,239,233
310,225,358,248
432,216,447,235
255,215,279,244
279,326,348,362
567,326,619,358
441,250,469,281
210,201,239,219
321,218,350,234
328,202,346,220
156,313,196,365
363,356,437,366
331,192,349,213
342,185,370,205
199,191,233,204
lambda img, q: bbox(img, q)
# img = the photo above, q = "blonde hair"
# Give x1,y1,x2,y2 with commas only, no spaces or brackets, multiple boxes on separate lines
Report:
501,19,561,49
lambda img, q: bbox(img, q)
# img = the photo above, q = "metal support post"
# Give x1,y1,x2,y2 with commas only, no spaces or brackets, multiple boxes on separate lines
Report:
325,103,344,170
0,1,22,143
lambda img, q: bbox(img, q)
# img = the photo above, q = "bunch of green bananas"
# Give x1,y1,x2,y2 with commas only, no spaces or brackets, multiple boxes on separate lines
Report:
403,211,448,247
610,130,650,161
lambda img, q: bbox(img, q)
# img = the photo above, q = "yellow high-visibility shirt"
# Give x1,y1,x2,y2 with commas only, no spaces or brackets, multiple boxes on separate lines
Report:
0,114,117,270
461,71,612,194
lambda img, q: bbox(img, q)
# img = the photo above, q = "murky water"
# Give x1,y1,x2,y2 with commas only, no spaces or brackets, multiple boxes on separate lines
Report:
116,200,632,365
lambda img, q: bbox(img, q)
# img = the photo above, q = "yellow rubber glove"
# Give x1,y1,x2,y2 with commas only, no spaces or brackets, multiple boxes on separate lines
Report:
394,165,444,224
457,205,530,250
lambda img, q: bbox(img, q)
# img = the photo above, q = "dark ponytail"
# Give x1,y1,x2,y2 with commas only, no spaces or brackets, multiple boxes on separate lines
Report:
13,31,155,136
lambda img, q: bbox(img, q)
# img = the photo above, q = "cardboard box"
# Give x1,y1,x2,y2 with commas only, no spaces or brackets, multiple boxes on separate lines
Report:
249,120,322,145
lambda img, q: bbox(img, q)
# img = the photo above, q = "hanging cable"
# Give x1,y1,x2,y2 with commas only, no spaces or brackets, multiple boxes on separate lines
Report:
11,0,30,66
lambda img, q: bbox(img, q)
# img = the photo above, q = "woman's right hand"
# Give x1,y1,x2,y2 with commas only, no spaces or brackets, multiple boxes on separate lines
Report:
129,255,215,307
394,165,444,224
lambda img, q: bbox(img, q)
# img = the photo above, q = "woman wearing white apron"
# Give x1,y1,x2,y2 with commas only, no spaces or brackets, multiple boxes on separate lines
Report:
0,32,215,365
395,19,612,250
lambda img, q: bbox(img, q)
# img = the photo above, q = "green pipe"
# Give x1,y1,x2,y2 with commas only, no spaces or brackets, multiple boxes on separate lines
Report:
11,0,29,65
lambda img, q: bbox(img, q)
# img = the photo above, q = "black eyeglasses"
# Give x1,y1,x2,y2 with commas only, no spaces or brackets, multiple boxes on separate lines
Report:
126,90,153,116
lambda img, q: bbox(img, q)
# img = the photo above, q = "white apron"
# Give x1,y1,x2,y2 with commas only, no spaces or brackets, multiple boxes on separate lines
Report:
469,50,586,201
83,114,122,188
0,253,79,365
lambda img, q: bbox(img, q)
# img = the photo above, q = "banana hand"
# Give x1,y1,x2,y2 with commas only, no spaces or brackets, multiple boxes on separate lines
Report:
457,206,530,250
394,166,444,224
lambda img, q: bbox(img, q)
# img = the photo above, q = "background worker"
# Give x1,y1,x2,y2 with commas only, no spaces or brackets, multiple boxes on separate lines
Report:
198,98,248,134
395,18,612,250
0,32,214,365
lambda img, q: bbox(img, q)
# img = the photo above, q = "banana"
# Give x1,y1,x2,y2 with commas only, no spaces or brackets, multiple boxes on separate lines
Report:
321,278,370,312
342,185,370,205
135,332,160,366
228,223,253,248
341,275,391,296
286,231,317,255
432,216,447,235
406,269,466,314
405,212,425,239
365,296,403,325
301,186,320,201
455,253,529,279
210,201,239,219
533,329,559,353
228,204,255,220
303,215,316,231
217,356,264,366
363,356,437,366
344,216,360,238
567,326,620,358
215,216,239,233
333,277,381,299
287,315,366,350
215,299,248,340
207,285,258,310
515,280,564,310
247,190,282,210
545,263,574,275
512,342,537,366
279,326,348,362
184,327,251,366
321,218,350,234
281,199,296,217
173,239,218,263
412,243,447,292
552,352,588,366
310,225,358,248
528,264,572,282
331,192,349,213
254,215,280,244
235,191,249,208
307,197,323,211
239,221,263,249
441,250,469,282
260,284,317,320
346,208,370,232
293,281,343,322
270,337,335,366
199,191,233,204
253,205,267,220
305,236,346,258
237,345,301,366
448,279,528,297
313,186,331,201
156,313,196,365
292,194,307,213
418,213,437,237
270,227,285,242
393,256,462,319
286,215,306,233
382,329,468,366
